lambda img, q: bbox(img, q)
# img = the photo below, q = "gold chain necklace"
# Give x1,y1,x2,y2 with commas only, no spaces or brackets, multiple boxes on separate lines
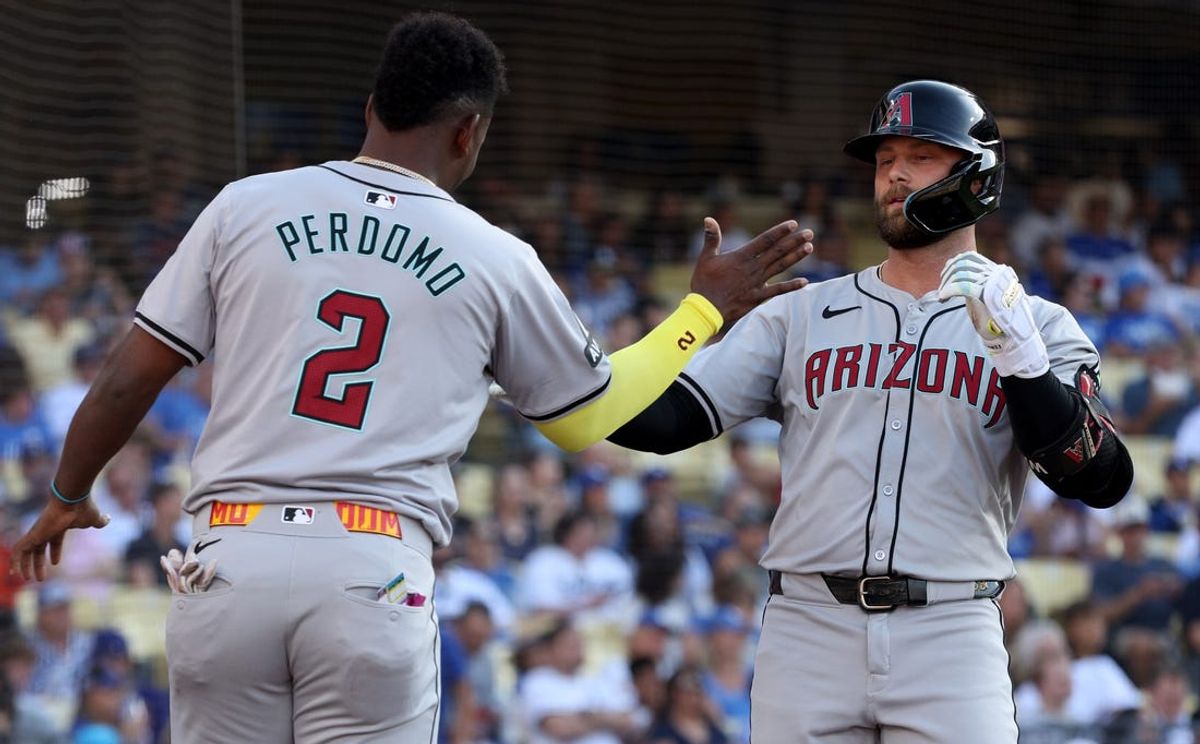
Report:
351,156,438,188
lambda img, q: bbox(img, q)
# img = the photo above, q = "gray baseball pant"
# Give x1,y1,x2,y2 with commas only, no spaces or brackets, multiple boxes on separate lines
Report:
166,501,439,743
751,572,1017,744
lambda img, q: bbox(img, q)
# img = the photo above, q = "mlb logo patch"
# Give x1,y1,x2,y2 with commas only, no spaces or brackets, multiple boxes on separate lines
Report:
365,191,397,209
282,506,316,524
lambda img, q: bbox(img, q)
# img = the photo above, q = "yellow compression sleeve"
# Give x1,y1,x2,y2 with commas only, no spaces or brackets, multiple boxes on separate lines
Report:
534,293,723,452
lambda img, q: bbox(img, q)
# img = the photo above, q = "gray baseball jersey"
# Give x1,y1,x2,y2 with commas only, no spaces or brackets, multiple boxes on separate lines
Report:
135,161,610,546
681,264,1098,582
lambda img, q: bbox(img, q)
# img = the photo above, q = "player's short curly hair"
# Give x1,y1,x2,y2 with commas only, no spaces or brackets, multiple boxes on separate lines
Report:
372,12,508,131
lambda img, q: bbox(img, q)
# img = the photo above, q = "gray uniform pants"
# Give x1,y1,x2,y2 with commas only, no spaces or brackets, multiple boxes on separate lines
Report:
751,573,1017,744
166,501,439,744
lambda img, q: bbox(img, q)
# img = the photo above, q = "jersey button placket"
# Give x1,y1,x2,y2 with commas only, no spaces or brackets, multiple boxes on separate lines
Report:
872,368,909,575
904,304,921,336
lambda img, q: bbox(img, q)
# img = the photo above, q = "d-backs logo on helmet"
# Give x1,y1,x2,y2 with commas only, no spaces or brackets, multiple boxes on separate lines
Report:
843,80,1005,235
883,92,912,128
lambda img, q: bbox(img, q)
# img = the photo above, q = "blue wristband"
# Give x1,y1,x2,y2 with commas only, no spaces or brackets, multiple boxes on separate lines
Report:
50,481,90,505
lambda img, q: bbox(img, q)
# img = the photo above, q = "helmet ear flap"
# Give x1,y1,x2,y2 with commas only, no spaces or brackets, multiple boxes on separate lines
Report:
902,151,1003,234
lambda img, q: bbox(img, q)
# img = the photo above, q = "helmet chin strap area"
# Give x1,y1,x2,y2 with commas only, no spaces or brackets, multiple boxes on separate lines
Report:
902,150,1004,235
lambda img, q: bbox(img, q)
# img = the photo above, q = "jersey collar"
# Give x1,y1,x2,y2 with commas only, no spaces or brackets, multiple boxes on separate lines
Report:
859,264,958,308
331,160,457,202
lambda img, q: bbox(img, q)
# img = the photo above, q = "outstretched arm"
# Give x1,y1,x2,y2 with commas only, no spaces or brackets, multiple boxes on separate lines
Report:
606,379,716,454
12,326,186,580
534,219,811,452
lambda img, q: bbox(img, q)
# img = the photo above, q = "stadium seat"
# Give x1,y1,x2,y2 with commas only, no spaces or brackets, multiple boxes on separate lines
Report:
1145,532,1181,562
16,586,171,664
1123,435,1175,498
1098,356,1144,403
1013,558,1092,615
109,588,172,662
649,263,692,300
627,438,731,501
454,462,497,521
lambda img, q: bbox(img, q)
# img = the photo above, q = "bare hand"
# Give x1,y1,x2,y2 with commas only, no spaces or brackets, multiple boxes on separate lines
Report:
690,218,813,326
11,500,110,581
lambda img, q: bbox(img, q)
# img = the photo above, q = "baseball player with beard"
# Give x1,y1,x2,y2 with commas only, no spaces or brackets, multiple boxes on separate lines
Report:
10,13,813,743
610,80,1134,743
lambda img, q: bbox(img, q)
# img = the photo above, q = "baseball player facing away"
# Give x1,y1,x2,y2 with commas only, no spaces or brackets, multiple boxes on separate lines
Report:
610,80,1134,744
11,13,815,744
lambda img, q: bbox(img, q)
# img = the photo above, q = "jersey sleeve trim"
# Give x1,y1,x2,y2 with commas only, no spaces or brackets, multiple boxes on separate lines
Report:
133,312,205,366
317,165,455,203
521,375,613,422
677,371,723,437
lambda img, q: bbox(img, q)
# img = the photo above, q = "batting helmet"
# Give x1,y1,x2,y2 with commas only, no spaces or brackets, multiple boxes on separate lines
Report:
844,80,1004,235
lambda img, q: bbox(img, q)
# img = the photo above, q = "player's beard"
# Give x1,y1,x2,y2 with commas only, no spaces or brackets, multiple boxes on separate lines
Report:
875,192,939,250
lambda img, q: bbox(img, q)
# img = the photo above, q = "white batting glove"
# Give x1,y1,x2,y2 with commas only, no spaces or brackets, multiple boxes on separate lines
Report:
938,252,1050,379
159,540,220,594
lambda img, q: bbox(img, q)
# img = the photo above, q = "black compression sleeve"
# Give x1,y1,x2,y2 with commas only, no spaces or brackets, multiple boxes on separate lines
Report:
1001,369,1132,508
607,380,717,454
1000,370,1080,453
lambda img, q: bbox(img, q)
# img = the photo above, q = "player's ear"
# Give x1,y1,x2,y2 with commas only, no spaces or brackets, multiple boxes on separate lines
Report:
452,114,485,158
364,94,375,128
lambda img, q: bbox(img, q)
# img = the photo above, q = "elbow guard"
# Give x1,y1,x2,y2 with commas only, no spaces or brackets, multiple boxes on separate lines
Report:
1026,367,1132,508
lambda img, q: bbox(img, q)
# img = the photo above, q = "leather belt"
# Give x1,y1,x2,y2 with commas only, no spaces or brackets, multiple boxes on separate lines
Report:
822,574,927,611
768,570,1003,613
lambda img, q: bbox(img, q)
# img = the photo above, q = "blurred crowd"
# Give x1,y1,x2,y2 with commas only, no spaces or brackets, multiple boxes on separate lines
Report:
0,150,1198,744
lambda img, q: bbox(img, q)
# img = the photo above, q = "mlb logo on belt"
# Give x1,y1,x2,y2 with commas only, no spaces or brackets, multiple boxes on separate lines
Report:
364,191,397,209
282,506,316,524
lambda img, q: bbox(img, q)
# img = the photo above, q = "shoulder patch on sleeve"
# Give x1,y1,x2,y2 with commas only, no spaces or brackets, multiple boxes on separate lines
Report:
584,333,604,368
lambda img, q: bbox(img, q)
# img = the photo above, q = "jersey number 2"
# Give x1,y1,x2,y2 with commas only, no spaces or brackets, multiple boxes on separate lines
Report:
292,290,390,430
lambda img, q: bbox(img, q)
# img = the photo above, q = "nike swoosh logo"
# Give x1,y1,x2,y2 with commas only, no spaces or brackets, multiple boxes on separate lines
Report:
821,305,861,319
194,538,222,555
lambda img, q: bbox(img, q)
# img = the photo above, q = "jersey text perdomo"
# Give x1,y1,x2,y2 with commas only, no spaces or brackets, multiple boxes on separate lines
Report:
805,343,1007,428
274,212,466,297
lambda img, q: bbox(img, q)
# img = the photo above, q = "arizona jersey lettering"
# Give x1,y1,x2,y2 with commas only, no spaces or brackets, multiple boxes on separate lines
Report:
681,266,1098,581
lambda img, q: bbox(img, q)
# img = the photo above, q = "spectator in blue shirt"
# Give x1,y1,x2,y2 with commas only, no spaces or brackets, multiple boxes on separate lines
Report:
1147,460,1193,534
27,583,94,710
699,606,753,743
1092,498,1183,636
0,382,54,469
1025,237,1073,303
1103,272,1180,358
1065,193,1136,268
1059,272,1108,354
1120,340,1200,436
0,235,61,313
438,624,473,744
142,364,211,474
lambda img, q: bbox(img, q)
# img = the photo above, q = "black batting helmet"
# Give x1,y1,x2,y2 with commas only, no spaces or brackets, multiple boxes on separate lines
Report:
844,80,1004,235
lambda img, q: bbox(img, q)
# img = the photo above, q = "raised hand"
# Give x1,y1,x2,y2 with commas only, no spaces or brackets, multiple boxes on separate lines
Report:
690,218,814,326
938,251,1049,379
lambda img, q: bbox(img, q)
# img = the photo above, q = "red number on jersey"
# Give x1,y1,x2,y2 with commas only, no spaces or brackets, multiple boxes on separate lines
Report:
292,290,391,430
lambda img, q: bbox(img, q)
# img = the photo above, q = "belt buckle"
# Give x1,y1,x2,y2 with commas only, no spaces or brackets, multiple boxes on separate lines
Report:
857,576,896,612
